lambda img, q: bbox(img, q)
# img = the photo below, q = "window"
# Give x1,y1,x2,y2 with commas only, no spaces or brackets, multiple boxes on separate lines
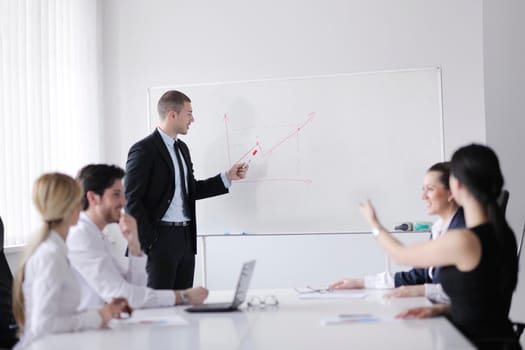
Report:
0,0,102,246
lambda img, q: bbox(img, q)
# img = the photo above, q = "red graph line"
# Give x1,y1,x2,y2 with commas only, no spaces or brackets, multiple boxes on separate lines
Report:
234,112,316,164
224,113,232,166
237,141,262,162
237,178,313,184
259,112,315,157
223,112,315,184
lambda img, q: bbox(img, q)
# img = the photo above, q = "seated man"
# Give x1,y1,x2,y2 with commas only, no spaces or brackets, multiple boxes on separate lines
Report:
67,164,208,309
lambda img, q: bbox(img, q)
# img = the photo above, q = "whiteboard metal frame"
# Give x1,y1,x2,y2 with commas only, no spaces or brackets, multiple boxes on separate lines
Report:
147,68,446,286
147,67,446,151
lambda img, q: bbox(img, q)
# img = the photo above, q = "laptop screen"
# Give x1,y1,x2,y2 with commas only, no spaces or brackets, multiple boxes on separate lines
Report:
232,260,256,307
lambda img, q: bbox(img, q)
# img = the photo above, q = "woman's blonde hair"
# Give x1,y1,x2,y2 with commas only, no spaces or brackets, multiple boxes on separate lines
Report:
12,173,82,334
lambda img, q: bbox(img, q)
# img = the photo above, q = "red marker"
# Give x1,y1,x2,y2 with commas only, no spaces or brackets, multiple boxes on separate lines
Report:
242,148,259,168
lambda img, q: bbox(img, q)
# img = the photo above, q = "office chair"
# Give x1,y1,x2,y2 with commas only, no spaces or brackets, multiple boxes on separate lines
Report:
512,218,525,341
0,216,18,349
0,216,3,251
495,190,524,341
518,218,525,261
499,190,525,342
498,189,510,216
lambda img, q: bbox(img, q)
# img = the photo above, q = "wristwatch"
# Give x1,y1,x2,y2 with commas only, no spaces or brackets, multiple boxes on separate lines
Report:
180,290,189,305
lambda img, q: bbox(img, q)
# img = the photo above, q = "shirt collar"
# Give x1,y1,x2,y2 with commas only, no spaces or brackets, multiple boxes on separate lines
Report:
79,212,105,239
49,230,68,255
157,127,177,147
431,208,460,239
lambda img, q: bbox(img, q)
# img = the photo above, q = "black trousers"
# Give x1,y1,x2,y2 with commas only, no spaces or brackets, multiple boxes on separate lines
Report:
146,226,195,289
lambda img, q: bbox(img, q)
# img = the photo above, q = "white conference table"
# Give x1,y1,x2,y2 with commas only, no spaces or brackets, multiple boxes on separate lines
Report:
26,289,474,350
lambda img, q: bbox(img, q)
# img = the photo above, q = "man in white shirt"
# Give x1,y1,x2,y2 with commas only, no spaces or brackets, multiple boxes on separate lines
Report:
67,164,208,309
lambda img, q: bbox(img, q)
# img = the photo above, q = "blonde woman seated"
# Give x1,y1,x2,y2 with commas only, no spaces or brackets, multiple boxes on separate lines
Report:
12,173,130,349
330,162,465,302
360,144,520,349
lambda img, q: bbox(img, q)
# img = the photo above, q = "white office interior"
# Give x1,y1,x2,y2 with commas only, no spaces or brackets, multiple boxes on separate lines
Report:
3,0,525,336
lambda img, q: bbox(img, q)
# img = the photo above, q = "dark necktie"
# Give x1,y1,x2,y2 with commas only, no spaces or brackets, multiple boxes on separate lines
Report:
174,140,190,217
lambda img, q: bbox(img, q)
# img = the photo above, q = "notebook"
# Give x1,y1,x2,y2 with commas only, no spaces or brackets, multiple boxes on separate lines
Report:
185,260,256,313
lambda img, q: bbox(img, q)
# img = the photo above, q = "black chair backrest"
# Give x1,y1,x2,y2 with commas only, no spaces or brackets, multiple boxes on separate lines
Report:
518,220,525,261
497,189,510,216
0,216,4,252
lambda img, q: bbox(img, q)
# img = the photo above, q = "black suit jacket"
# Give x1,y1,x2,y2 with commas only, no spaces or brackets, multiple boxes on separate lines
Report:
394,208,466,287
125,130,229,254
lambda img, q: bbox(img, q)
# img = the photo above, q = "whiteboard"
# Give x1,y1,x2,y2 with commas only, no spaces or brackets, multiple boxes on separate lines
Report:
147,68,444,234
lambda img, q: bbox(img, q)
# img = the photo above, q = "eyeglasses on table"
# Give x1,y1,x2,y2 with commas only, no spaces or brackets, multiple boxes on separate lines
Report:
247,295,279,309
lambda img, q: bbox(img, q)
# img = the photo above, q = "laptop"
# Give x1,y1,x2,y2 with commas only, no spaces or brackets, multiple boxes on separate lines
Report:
185,260,256,313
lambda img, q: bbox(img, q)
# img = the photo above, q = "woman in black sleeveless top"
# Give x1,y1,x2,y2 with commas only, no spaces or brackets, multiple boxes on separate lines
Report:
359,144,520,349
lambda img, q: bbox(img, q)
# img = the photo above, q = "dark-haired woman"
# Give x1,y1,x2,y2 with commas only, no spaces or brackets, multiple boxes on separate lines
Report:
330,162,464,303
360,144,520,349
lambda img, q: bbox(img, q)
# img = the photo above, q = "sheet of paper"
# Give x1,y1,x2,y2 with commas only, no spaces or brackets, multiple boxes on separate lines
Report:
297,291,368,300
321,314,397,326
109,314,189,329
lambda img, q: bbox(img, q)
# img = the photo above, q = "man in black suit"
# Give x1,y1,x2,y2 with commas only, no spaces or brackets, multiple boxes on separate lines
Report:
125,90,247,289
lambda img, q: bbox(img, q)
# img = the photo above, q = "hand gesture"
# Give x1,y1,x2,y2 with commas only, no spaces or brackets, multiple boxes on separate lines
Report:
98,297,133,326
383,285,425,298
227,163,248,181
185,287,209,305
328,278,365,290
359,199,381,229
119,213,141,256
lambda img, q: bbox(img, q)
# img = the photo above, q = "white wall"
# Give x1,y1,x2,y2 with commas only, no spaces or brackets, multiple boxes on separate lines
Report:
483,0,525,322
99,0,488,290
101,0,485,166
5,0,524,325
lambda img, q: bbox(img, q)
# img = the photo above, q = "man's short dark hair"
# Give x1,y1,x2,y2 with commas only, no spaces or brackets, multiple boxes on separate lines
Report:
77,164,125,210
157,90,191,120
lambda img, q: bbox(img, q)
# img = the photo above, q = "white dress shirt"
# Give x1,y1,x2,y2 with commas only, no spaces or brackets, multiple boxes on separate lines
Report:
157,127,231,222
67,213,175,309
14,231,102,349
363,214,456,303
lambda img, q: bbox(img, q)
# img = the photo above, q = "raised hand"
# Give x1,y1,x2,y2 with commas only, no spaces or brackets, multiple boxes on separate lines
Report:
119,213,141,256
359,199,381,229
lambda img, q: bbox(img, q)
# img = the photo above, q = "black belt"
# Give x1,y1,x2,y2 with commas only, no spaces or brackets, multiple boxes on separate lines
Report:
158,221,190,227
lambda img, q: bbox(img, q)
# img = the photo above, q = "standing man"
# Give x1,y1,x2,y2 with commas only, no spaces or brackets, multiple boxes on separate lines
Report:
67,164,208,309
125,90,247,289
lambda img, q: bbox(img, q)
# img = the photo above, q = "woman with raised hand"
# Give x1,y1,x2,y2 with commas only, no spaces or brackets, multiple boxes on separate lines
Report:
12,173,131,349
330,162,465,303
360,144,520,349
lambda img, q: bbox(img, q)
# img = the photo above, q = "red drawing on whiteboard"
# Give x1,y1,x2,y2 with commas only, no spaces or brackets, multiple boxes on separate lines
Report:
224,112,315,184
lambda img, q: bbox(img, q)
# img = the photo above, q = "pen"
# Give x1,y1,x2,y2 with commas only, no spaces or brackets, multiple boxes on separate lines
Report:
241,160,251,169
321,316,380,326
338,313,373,318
